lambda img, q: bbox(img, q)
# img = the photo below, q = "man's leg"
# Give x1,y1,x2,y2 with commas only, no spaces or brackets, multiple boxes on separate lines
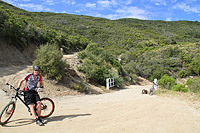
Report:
36,101,42,117
29,103,37,119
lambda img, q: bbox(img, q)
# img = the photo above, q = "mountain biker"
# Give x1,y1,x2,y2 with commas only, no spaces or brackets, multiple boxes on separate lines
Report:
17,65,44,126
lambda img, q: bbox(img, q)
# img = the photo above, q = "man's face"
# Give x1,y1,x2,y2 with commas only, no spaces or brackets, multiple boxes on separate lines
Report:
33,69,40,76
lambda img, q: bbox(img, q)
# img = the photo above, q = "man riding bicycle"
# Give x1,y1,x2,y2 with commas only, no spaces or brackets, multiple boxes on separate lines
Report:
17,65,44,126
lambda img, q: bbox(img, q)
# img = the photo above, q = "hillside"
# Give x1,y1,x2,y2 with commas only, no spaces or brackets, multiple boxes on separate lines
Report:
0,1,200,93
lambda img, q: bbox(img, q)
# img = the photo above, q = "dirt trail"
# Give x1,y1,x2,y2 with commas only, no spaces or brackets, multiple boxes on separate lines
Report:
0,55,200,132
1,84,200,133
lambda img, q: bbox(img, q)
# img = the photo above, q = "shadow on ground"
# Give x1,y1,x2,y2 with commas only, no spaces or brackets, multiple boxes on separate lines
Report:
45,113,92,123
2,118,34,127
1,113,91,127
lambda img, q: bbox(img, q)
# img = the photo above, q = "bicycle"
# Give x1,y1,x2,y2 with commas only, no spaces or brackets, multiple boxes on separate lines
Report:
0,83,55,126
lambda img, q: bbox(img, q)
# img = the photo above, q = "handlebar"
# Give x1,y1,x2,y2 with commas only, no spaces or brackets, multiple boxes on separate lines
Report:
6,83,25,96
6,83,43,92
6,83,16,90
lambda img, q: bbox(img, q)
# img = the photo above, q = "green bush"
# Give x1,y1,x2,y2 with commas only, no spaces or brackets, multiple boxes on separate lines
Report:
172,84,188,92
178,69,186,78
78,58,110,85
149,68,169,81
186,78,200,93
34,43,68,81
158,74,177,90
191,53,200,76
186,78,193,86
129,73,138,84
114,76,123,88
78,51,87,59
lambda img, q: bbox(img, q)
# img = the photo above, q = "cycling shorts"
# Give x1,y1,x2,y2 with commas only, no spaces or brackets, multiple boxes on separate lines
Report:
24,90,40,105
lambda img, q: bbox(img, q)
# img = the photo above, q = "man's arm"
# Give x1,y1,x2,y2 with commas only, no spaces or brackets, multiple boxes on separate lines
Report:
18,79,25,89
39,80,44,88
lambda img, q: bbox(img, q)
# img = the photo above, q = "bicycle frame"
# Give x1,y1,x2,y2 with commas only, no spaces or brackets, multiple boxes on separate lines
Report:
14,92,30,111
7,83,30,112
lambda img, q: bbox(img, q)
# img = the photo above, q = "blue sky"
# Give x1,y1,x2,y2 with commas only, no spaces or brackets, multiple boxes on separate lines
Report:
2,0,200,21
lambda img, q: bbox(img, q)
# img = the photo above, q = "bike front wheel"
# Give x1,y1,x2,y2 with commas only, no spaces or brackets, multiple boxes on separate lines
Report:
39,98,55,118
0,102,16,125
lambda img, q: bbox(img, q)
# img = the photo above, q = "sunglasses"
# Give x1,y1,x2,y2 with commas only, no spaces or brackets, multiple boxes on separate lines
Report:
34,69,40,72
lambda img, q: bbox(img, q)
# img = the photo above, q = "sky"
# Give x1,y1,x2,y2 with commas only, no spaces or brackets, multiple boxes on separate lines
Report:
2,0,200,21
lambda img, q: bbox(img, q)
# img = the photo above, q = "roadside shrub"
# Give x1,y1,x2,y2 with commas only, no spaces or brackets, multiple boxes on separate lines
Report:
186,78,200,93
34,43,68,81
186,78,193,86
129,73,138,84
78,51,87,59
79,58,110,85
149,68,169,81
178,69,186,78
114,76,123,88
172,84,188,92
158,74,177,90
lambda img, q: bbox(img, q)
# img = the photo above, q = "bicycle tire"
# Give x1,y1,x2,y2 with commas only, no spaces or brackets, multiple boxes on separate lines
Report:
39,98,55,118
0,102,15,125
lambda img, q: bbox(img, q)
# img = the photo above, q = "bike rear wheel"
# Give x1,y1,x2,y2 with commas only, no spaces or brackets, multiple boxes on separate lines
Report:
0,102,15,125
39,98,55,118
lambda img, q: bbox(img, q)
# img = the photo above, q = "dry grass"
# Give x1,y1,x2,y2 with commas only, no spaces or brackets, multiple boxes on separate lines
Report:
156,88,200,111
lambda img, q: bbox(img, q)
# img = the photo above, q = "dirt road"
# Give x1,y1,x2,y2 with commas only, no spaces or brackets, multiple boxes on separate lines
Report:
1,84,200,133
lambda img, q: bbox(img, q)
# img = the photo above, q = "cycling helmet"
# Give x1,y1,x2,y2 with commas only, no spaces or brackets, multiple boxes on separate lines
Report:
33,65,40,70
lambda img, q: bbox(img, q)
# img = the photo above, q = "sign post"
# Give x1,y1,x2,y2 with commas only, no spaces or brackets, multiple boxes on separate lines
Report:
153,78,157,92
106,78,109,90
106,78,115,90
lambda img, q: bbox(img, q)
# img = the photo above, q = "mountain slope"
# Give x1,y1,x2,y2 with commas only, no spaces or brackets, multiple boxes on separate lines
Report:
0,1,199,87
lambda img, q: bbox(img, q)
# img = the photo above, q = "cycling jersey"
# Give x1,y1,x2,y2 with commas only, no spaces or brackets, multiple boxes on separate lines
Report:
24,73,42,91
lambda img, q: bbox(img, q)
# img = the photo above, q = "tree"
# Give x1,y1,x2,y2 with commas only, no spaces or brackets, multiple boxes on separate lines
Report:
34,43,68,81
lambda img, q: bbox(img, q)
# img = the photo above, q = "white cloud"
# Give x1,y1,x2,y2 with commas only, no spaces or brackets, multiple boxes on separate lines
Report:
166,17,172,21
40,0,57,5
17,3,53,12
61,0,76,5
171,0,177,3
110,0,118,6
2,0,17,5
173,3,200,13
150,0,167,6
97,0,111,8
155,2,160,6
95,13,118,19
85,2,96,8
97,0,118,8
85,5,148,20
21,0,31,1
61,10,67,13
126,0,133,5
115,6,148,20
